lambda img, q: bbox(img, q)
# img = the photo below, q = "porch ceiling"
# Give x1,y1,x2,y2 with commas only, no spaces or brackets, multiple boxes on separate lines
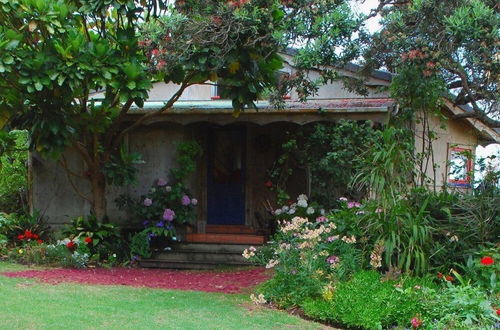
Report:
126,98,393,125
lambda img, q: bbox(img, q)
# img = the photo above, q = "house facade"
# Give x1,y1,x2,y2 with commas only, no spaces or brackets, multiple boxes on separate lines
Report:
29,60,500,248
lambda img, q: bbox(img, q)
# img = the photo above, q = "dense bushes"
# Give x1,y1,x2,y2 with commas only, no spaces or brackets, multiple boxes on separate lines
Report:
0,130,28,214
301,271,498,329
247,192,499,328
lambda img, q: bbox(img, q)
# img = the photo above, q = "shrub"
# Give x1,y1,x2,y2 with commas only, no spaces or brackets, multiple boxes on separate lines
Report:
0,211,49,244
269,121,378,209
61,215,124,263
0,130,28,214
302,270,498,329
302,271,434,329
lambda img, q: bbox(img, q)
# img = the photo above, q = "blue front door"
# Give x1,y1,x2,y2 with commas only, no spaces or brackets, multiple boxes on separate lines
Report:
207,127,246,225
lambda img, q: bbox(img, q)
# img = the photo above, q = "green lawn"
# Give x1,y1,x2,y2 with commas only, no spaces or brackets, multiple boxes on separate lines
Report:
0,262,323,329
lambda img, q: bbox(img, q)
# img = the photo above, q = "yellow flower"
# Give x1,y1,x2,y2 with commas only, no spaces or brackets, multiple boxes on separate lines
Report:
18,249,23,254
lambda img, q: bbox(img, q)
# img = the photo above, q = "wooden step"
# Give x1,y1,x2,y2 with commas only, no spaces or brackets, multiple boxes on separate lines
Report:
155,251,248,264
139,259,250,270
171,242,255,253
186,233,265,245
206,225,257,235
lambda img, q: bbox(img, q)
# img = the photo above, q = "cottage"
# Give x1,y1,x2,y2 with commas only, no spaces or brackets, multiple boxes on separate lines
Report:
29,60,499,267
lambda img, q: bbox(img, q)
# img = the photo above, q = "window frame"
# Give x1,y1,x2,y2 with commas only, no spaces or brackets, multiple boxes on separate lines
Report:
447,144,473,187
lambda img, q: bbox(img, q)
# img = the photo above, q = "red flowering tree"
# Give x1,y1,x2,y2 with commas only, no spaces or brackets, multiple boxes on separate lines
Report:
362,0,499,126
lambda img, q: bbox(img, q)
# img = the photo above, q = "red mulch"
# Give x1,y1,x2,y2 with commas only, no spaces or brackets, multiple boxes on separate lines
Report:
1,267,270,294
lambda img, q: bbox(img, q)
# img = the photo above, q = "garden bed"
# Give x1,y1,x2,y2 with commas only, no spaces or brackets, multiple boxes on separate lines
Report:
1,266,270,294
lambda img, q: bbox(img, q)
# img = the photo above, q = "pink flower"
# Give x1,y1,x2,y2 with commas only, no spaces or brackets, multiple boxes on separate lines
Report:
163,209,175,222
375,208,383,213
347,201,361,208
338,197,348,202
157,178,167,186
316,216,327,223
181,195,191,206
326,255,339,265
411,317,422,328
327,236,338,242
143,198,152,206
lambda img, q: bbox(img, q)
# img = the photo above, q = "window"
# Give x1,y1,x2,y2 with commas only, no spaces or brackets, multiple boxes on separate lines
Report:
447,145,473,187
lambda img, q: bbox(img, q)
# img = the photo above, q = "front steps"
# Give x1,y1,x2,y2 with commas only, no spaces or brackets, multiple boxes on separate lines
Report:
139,242,260,270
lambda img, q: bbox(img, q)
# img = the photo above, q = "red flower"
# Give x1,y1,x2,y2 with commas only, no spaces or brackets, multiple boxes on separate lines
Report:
445,275,453,282
437,272,443,279
480,256,494,266
37,239,43,244
66,241,76,249
24,230,33,239
264,180,273,188
496,308,500,316
84,237,93,244
33,234,39,240
17,234,25,240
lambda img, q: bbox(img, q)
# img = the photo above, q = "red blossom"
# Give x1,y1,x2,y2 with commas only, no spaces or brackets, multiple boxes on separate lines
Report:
445,275,453,282
17,234,25,240
66,241,76,250
37,239,43,244
151,49,160,56
437,272,443,279
480,256,494,266
24,230,33,239
496,308,500,316
264,180,273,188
84,237,92,244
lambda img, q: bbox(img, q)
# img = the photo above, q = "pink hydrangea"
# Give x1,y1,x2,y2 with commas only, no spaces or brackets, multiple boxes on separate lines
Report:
181,195,191,206
143,198,152,206
163,209,175,222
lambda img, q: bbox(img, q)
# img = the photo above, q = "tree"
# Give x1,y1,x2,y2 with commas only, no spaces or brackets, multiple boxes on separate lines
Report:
362,0,499,126
0,0,360,219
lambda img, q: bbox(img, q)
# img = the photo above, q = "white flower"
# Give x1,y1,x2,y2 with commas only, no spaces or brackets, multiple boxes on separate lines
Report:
306,207,315,215
282,205,289,212
266,259,279,269
288,208,296,215
274,209,282,216
250,293,267,305
450,235,459,242
165,186,172,192
320,209,325,215
297,199,308,208
242,248,255,259
338,197,348,201
297,194,308,201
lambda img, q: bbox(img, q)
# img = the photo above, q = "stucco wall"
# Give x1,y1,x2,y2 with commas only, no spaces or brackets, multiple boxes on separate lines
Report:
32,123,196,228
414,109,479,190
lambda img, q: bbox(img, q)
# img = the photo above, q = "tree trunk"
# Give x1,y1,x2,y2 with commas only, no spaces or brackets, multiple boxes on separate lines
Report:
91,170,107,220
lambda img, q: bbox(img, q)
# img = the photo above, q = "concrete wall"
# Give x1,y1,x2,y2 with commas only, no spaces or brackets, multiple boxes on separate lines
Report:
414,109,479,190
90,61,390,103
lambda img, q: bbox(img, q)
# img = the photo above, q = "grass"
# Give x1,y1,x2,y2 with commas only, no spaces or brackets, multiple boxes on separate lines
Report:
0,262,323,329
